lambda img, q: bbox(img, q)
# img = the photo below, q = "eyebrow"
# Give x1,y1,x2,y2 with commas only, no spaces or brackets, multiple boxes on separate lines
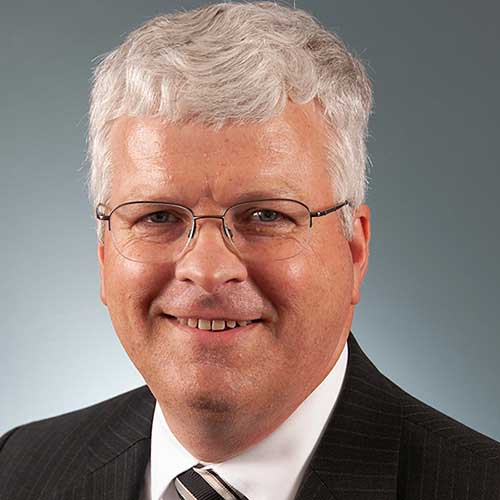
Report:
230,188,305,203
121,191,308,211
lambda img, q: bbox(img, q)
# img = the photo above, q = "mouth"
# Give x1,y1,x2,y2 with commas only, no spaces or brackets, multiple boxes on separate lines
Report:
163,314,262,332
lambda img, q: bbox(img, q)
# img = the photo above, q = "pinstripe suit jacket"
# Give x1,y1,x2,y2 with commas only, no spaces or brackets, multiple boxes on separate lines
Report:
1,333,499,500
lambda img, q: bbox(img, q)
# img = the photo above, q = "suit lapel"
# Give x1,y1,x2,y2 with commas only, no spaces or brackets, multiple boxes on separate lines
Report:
294,465,339,500
295,333,401,500
51,386,156,500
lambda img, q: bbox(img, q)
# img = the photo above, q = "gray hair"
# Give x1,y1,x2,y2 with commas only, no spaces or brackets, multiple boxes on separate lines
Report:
88,1,372,240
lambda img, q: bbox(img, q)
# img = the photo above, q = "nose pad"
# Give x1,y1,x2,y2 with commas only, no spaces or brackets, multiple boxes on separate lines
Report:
222,223,241,257
224,224,234,240
180,217,239,260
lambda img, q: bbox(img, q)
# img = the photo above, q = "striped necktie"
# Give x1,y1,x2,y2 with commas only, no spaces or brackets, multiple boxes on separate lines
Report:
174,464,247,500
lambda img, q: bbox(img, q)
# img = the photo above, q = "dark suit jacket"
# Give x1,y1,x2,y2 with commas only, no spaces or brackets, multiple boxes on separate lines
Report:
1,333,499,500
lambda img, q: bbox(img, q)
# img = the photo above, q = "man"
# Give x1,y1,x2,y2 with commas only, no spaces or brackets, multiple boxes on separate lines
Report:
0,2,498,499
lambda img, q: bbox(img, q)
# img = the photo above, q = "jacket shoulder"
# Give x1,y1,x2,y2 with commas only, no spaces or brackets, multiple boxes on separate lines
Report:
395,382,500,462
385,376,500,496
347,334,500,496
349,335,500,464
0,385,152,498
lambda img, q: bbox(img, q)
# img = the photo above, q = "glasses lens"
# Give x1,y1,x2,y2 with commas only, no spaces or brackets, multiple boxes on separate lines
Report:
226,199,311,261
109,202,193,263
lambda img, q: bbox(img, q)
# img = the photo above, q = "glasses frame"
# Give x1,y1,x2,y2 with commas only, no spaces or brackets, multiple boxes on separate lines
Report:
95,198,351,260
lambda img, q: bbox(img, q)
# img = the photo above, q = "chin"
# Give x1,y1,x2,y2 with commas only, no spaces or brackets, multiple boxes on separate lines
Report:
183,371,244,417
148,366,243,415
188,394,235,415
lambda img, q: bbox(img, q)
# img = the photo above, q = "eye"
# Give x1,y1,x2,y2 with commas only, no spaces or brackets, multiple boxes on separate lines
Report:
251,209,283,223
144,211,179,224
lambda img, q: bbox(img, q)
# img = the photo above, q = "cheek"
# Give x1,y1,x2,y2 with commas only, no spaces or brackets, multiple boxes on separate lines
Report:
249,240,353,345
247,259,305,311
251,242,352,307
103,255,173,337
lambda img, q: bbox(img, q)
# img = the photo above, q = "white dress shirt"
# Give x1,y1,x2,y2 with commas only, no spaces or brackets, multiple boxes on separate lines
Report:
140,342,348,500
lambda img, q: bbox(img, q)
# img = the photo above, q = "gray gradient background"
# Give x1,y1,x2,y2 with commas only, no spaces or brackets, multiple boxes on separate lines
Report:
1,1,499,439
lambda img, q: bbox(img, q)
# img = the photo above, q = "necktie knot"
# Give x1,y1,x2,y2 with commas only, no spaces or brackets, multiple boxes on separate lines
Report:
174,464,246,500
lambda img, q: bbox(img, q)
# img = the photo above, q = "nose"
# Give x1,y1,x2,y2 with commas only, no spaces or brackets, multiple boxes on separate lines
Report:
174,218,248,293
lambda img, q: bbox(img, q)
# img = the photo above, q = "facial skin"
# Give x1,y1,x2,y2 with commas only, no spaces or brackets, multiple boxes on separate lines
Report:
98,101,370,462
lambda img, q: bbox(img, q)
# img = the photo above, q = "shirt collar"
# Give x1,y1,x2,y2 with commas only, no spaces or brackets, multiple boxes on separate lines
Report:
148,341,348,500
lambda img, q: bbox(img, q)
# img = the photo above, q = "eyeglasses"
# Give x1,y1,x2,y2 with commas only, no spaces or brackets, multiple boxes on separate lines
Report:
96,198,350,264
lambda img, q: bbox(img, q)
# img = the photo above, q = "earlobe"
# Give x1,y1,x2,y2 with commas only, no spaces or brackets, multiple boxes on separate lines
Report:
97,243,107,306
348,204,371,306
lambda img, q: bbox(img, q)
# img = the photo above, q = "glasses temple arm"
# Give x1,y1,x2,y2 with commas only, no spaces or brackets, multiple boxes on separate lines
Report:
311,200,350,218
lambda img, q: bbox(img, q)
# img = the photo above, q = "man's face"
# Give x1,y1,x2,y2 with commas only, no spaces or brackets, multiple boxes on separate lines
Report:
98,101,370,439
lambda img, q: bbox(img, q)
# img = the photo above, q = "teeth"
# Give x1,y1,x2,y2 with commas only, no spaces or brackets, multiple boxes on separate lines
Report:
211,319,226,331
177,317,256,331
198,319,212,330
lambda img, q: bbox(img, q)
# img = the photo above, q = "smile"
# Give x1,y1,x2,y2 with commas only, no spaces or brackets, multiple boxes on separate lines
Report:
166,315,261,332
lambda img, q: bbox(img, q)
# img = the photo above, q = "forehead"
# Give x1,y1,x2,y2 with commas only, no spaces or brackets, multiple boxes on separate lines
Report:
108,101,332,206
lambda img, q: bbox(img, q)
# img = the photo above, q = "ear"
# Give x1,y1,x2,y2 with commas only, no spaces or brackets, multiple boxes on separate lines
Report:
348,204,371,305
97,242,108,306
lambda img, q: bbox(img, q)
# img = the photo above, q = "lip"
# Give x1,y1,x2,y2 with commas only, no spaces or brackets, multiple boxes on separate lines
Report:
163,314,261,343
